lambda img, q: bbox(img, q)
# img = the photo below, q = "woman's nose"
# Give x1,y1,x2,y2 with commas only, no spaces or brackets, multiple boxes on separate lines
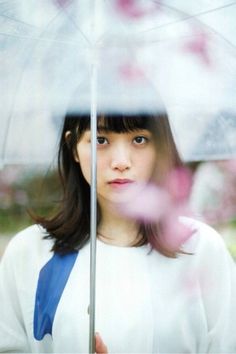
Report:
110,145,131,171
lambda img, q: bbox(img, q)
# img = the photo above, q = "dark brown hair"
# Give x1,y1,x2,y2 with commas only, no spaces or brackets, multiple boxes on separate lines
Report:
36,112,183,257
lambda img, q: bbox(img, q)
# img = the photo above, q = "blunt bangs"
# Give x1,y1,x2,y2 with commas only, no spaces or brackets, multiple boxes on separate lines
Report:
96,113,157,133
64,112,159,138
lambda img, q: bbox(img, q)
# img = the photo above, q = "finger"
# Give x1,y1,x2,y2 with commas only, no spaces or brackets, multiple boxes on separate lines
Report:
95,332,108,354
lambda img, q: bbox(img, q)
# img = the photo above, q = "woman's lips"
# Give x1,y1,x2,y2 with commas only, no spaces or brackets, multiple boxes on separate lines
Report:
108,179,134,188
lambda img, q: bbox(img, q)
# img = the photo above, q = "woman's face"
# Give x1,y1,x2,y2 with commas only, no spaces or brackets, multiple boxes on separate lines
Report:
75,128,158,207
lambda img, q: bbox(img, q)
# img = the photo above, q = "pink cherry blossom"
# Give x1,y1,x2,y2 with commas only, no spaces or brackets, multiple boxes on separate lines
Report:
182,27,211,66
118,167,194,252
115,0,162,19
54,0,71,8
119,62,145,82
118,182,170,222
164,167,193,203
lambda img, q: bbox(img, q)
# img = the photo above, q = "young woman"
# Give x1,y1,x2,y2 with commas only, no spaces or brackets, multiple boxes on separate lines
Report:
0,112,236,353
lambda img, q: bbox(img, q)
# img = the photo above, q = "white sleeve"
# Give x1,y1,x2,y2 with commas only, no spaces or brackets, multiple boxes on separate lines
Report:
198,227,236,353
0,240,30,353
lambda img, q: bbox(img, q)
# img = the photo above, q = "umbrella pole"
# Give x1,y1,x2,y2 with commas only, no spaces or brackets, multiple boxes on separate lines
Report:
89,57,98,354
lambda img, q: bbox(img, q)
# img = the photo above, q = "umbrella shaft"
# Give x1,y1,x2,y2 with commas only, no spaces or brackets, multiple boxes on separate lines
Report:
89,54,98,354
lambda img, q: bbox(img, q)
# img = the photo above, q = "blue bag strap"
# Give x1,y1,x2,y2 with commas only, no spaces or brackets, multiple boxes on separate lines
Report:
33,251,78,340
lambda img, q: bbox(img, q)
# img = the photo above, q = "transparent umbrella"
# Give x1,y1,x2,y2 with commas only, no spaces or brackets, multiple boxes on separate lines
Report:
1,0,236,165
1,1,236,352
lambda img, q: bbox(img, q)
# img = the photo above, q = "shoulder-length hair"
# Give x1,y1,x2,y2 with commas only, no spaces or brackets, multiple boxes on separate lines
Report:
36,112,184,257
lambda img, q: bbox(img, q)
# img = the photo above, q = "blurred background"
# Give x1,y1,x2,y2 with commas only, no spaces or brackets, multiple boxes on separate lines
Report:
0,165,60,256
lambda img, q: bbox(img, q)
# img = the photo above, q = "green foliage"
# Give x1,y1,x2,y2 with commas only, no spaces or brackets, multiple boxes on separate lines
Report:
0,168,61,235
228,243,236,260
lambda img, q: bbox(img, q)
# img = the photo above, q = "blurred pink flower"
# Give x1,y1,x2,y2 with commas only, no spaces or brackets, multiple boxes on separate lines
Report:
160,205,193,251
218,159,236,174
115,0,161,19
0,166,22,185
164,167,193,203
119,62,145,81
191,161,236,225
118,167,194,251
54,0,71,8
118,182,170,221
182,27,211,66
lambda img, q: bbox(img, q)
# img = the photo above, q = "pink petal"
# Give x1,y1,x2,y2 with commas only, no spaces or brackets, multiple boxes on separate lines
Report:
118,183,170,222
119,62,145,81
165,167,193,203
54,0,71,8
182,28,211,66
115,0,161,19
160,206,193,251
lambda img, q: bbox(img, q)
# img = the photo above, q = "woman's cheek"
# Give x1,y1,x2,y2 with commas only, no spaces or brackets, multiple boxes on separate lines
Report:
79,148,91,184
79,161,91,184
96,152,108,172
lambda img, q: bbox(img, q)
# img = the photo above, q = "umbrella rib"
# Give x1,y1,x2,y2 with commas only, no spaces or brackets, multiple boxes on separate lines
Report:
0,3,91,46
0,13,41,30
0,36,44,165
0,30,90,46
97,1,236,53
0,9,88,164
56,4,91,46
129,0,236,53
141,1,236,34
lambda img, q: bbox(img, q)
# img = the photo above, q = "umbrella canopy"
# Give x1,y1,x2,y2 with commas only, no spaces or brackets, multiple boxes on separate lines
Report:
1,2,236,352
1,0,236,166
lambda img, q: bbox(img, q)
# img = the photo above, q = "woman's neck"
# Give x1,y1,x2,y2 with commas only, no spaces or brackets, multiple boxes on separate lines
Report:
97,207,141,247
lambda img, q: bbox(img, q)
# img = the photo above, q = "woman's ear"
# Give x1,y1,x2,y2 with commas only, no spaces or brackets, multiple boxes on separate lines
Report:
65,130,71,142
65,130,79,163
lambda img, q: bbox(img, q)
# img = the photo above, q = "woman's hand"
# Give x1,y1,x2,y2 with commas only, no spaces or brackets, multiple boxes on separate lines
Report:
95,332,108,354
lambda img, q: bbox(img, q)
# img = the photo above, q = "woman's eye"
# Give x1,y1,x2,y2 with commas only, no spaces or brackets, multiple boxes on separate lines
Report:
133,136,148,145
97,137,108,145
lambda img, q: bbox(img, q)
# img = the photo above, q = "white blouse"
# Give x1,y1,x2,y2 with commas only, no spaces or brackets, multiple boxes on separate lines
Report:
0,218,236,353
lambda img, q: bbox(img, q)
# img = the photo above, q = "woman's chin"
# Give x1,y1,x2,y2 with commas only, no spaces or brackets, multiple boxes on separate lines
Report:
110,183,148,205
